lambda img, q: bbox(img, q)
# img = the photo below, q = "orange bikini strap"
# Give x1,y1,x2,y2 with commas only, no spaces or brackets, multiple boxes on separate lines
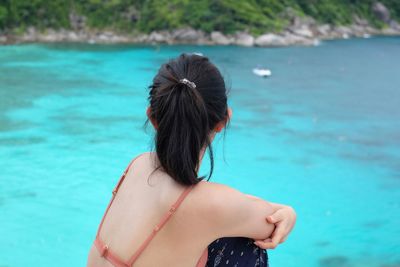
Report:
96,154,142,238
127,185,195,265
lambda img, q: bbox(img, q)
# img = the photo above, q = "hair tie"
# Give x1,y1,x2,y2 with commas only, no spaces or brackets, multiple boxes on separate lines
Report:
179,78,196,89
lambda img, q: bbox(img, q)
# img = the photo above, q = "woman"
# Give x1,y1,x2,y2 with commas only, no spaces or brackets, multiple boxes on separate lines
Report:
87,53,296,267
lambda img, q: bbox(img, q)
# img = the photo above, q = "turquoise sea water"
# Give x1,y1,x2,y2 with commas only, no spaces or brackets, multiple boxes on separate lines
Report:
0,37,399,267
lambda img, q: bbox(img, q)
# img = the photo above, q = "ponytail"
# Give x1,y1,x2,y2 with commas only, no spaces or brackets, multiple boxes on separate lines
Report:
146,53,227,185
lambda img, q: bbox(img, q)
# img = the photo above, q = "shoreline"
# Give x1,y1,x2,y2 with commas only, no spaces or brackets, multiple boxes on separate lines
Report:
1,23,400,47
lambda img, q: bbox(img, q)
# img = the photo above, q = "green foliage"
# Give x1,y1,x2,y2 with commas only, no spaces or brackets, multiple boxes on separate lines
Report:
138,0,187,32
0,5,7,28
0,0,399,34
296,0,351,24
4,0,70,30
73,0,143,31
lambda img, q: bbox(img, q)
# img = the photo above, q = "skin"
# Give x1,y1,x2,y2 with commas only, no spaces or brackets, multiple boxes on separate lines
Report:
148,106,296,249
87,106,296,267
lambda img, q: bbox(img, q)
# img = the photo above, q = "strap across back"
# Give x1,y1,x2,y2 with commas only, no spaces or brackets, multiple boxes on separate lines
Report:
94,153,197,267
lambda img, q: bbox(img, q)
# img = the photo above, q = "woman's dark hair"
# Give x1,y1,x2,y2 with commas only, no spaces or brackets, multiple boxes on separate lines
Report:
145,53,229,186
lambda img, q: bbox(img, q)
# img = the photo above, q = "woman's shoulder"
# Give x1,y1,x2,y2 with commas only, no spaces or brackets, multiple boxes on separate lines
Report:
192,181,245,205
127,151,155,172
191,181,256,217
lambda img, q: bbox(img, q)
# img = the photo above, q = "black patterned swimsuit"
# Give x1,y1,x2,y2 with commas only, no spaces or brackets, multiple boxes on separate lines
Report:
206,237,269,267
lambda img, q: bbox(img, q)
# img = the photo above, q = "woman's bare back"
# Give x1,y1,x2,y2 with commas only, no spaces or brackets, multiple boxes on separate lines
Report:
87,152,210,267
87,151,276,267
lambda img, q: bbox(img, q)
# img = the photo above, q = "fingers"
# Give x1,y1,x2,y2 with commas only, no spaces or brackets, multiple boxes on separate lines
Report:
254,238,278,249
254,225,286,249
270,227,285,247
258,206,295,250
253,238,272,249
266,209,285,224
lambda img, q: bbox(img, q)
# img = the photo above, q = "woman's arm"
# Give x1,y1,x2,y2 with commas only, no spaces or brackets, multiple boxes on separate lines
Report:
196,182,276,241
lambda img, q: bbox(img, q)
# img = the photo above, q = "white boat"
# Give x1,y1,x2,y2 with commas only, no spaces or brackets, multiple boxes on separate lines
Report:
253,68,272,78
313,39,321,46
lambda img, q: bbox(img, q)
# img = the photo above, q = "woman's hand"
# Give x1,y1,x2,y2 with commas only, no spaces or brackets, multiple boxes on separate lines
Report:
253,204,296,249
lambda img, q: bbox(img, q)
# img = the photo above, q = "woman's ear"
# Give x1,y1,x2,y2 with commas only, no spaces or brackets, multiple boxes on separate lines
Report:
146,106,158,130
227,107,233,121
214,107,232,132
214,123,223,133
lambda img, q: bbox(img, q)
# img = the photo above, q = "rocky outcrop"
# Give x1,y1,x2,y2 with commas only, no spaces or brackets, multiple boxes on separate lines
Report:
282,32,316,46
255,34,287,47
372,2,391,23
1,15,400,46
316,24,331,36
291,26,314,38
171,28,206,44
1,0,400,47
69,11,86,31
390,20,400,31
210,31,231,45
233,32,254,46
147,31,170,44
0,35,7,43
